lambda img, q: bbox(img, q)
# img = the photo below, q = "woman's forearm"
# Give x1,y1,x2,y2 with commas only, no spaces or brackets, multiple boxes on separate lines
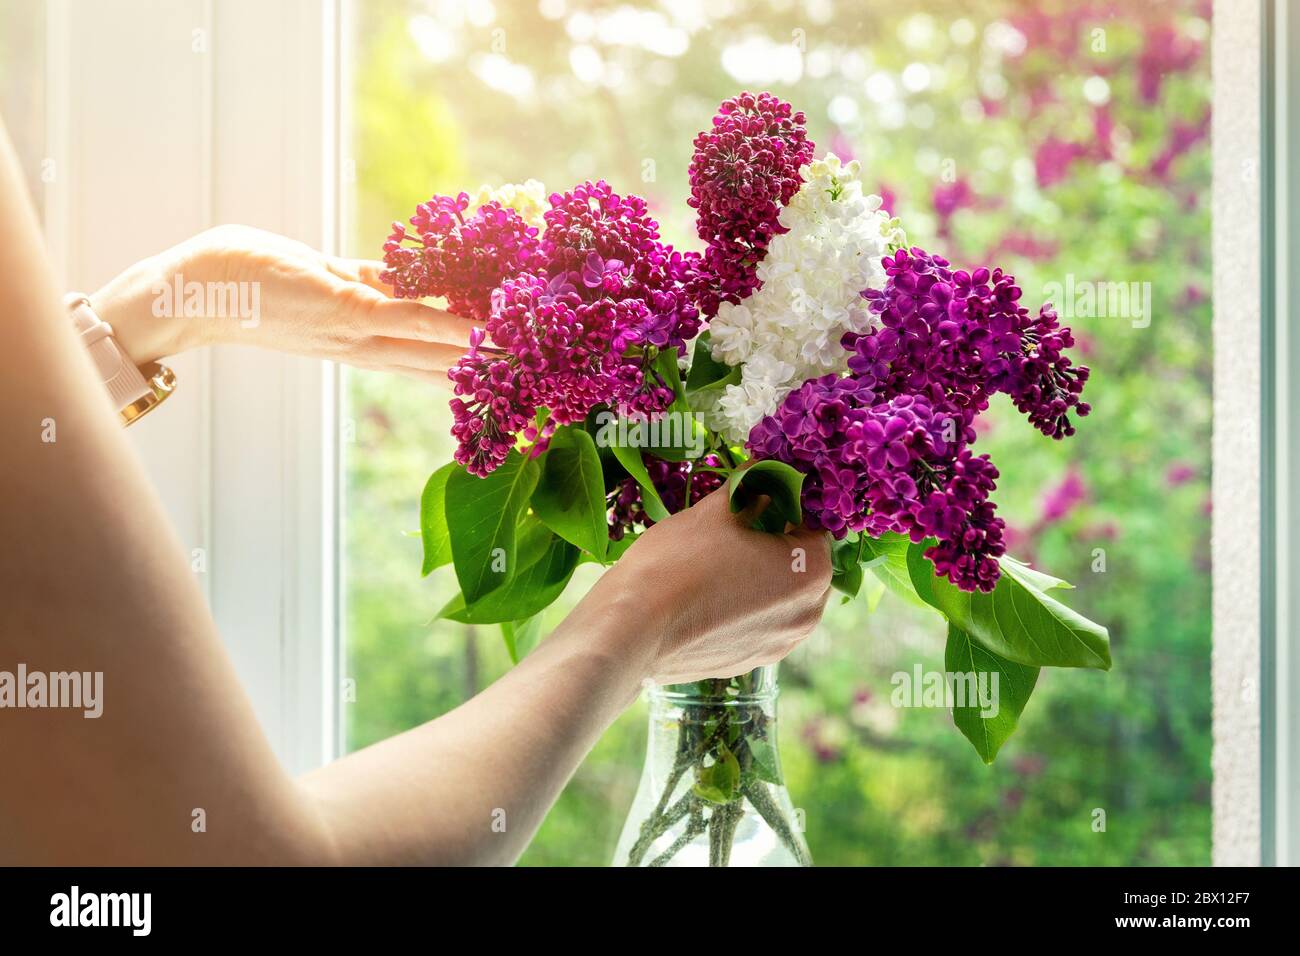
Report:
299,585,658,865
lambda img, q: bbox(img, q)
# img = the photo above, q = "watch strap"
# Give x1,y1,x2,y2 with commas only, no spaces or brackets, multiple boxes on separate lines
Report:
66,293,175,426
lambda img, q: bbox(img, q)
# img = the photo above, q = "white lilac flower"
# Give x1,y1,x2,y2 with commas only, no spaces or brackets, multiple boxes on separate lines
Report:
713,352,798,443
708,302,756,365
703,153,895,443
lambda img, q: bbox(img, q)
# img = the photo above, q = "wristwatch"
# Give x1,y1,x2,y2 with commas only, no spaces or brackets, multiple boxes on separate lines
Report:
65,292,177,426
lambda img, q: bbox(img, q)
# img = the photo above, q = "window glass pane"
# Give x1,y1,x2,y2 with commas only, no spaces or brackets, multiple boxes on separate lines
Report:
342,0,1212,865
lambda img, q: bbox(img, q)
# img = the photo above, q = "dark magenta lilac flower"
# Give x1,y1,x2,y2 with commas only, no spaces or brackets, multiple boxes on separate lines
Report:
448,268,679,477
542,180,701,352
381,194,542,320
394,180,699,475
687,91,814,316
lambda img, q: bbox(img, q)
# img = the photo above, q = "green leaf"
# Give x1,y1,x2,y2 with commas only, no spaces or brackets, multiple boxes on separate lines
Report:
905,541,937,608
830,536,864,598
501,615,544,664
609,441,669,522
531,426,608,559
419,463,456,576
685,333,741,395
746,737,780,785
864,574,887,612
606,532,638,561
727,459,804,533
441,516,579,625
945,622,1040,764
580,531,638,565
445,451,540,604
832,562,864,599
693,743,741,804
654,347,689,412
999,554,1072,592
859,532,928,608
907,542,1112,670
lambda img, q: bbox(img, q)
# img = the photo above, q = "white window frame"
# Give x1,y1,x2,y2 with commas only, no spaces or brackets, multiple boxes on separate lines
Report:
1261,0,1300,868
28,0,1296,860
1212,0,1300,869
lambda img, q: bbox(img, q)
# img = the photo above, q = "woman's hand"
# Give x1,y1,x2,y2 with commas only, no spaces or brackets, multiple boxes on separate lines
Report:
563,487,833,685
90,224,476,383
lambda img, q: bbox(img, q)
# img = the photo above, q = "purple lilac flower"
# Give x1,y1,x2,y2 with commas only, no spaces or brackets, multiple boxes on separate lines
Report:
687,92,814,316
542,180,701,352
449,273,670,477
848,246,1091,440
445,181,701,476
747,375,1006,592
750,247,1090,592
381,194,542,319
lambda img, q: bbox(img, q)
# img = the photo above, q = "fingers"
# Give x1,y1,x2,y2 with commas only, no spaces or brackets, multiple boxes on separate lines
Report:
326,257,394,295
689,480,769,526
316,259,482,350
733,492,771,528
788,526,833,586
389,365,456,386
362,298,483,349
788,523,832,558
691,484,733,514
352,336,465,374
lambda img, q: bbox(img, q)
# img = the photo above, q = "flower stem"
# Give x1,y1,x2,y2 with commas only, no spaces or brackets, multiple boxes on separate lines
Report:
742,779,810,866
708,800,742,867
649,803,706,867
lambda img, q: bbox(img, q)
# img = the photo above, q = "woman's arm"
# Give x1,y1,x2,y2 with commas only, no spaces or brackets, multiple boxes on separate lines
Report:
0,123,322,865
0,119,829,865
87,223,478,381
300,491,830,865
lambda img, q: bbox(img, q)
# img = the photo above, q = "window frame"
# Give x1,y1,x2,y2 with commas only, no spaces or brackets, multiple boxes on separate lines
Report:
1260,0,1300,868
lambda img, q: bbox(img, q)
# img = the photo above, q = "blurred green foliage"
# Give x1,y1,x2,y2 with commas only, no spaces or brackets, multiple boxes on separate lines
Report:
342,0,1211,865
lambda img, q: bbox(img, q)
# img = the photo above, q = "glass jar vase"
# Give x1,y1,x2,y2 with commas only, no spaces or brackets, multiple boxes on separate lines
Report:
613,665,810,867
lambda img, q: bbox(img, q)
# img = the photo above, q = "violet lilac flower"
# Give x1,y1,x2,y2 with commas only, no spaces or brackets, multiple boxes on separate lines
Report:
749,247,1090,592
748,376,1006,591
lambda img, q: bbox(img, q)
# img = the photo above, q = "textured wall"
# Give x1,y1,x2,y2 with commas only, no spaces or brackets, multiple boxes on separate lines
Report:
1211,0,1262,867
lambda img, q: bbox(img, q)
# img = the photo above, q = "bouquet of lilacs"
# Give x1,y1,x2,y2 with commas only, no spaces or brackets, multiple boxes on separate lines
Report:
388,93,1109,865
